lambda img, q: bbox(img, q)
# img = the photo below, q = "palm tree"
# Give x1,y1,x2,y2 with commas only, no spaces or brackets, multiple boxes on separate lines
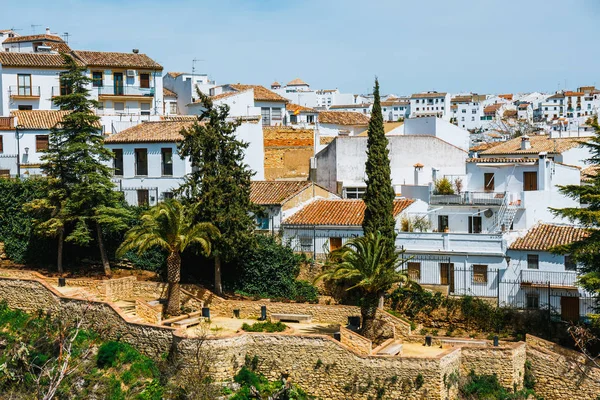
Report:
316,232,408,338
117,200,219,316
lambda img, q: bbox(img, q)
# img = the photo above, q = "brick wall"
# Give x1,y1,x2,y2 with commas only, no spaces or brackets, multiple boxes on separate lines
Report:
263,127,313,180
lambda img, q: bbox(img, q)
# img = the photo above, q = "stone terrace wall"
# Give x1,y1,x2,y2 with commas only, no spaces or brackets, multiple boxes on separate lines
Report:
461,343,526,390
136,299,163,325
339,326,372,355
526,335,600,400
102,276,135,301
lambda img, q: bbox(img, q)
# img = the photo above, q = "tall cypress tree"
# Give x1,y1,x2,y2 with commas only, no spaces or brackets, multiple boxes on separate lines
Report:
551,116,600,295
362,78,396,257
25,54,126,275
175,90,259,294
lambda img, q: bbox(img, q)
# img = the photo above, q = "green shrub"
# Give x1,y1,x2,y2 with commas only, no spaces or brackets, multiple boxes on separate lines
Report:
241,321,287,333
434,177,455,195
97,341,142,368
414,373,424,389
230,234,318,302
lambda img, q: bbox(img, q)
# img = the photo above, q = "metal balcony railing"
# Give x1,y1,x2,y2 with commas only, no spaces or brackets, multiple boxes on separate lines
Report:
520,270,577,287
9,85,41,97
430,191,505,206
96,86,155,97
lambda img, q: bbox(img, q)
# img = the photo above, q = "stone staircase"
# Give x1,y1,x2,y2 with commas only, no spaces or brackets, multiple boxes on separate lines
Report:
114,299,146,324
374,339,403,356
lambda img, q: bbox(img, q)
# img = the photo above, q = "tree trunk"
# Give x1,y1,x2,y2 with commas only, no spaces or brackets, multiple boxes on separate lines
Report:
57,227,64,275
96,222,111,277
214,255,222,295
359,294,380,339
166,251,181,316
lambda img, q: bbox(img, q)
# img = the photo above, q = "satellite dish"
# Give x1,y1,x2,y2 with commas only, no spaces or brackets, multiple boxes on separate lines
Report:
484,209,494,218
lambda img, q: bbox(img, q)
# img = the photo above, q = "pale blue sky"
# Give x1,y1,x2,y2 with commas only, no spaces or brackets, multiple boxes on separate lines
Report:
2,0,599,95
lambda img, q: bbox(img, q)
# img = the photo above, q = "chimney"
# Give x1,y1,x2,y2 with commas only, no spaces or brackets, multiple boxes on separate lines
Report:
46,27,50,35
538,152,548,191
521,135,531,150
132,49,139,54
414,163,423,185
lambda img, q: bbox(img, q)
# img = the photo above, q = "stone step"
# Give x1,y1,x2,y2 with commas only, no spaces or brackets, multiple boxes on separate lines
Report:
171,316,204,329
376,340,403,356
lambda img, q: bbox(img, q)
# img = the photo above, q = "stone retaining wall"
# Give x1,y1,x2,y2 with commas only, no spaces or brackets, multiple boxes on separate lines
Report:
339,326,372,355
460,342,526,390
102,276,135,301
526,334,600,400
135,299,163,325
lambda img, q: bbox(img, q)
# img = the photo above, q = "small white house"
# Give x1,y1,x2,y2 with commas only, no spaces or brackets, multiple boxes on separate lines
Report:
282,198,427,257
162,71,216,115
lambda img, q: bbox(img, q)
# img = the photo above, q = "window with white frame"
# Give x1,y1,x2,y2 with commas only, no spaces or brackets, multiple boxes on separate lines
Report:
344,187,366,199
140,103,151,116
299,236,312,252
271,108,282,120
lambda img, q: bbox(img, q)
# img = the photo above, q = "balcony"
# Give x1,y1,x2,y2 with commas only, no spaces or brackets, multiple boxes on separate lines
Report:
9,86,41,99
430,191,506,206
397,232,506,255
520,270,577,288
96,86,155,97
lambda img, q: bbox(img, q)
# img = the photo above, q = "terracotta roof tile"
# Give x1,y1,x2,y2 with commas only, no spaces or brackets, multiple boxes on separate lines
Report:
411,92,447,99
319,111,370,126
3,33,64,44
163,88,177,98
250,181,313,205
329,103,371,109
564,91,584,97
581,165,600,182
469,142,501,152
286,103,317,113
518,103,530,109
547,93,565,99
381,100,409,106
104,120,196,144
210,90,247,101
167,72,185,79
73,50,162,70
0,52,80,68
467,157,537,164
498,94,513,101
283,199,415,226
509,224,589,251
10,110,101,130
451,95,473,103
480,135,584,156
287,78,308,86
484,104,503,114
504,109,518,118
229,84,288,102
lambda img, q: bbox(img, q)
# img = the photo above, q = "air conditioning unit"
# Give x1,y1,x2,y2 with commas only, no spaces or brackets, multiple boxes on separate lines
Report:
126,70,136,77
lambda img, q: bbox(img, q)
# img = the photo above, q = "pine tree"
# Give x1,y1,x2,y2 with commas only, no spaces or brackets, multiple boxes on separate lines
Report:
25,54,126,275
362,78,396,257
551,116,600,295
175,90,259,294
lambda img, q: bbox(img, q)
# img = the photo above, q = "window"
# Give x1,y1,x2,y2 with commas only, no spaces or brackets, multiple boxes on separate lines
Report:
472,265,488,284
461,117,465,121
527,254,539,269
140,73,150,89
257,217,270,230
97,102,104,110
523,171,538,191
261,107,270,125
18,105,32,111
0,135,3,153
59,72,72,96
17,74,32,96
462,109,466,113
113,149,124,176
345,187,366,199
289,114,297,124
438,215,449,232
307,115,315,124
161,148,173,176
484,173,495,192
299,236,312,252
134,148,148,176
407,262,421,280
114,102,125,112
564,255,577,271
0,169,9,178
526,294,539,309
169,102,177,114
271,108,282,120
472,109,477,114
330,237,342,251
471,116,475,121
468,216,482,233
163,192,174,200
137,189,149,206
92,71,103,87
126,75,135,85
36,135,49,152
140,103,151,116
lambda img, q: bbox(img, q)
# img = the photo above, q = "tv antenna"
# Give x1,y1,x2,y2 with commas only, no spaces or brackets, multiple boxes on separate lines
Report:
192,58,205,77
62,32,70,44
30,24,41,34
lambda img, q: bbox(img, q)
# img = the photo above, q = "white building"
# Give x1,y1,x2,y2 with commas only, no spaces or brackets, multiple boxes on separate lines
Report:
315,111,370,153
0,29,164,134
381,99,410,122
162,88,178,116
394,116,470,151
313,134,468,198
286,103,317,127
328,103,372,115
315,89,356,109
207,84,288,126
409,92,451,120
162,72,216,115
450,94,486,130
103,118,265,206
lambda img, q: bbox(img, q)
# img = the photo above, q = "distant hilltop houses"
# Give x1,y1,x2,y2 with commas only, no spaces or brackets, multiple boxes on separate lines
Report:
0,27,599,320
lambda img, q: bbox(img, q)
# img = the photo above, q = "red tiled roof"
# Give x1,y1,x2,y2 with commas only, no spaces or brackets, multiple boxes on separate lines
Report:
484,104,503,114
3,33,63,44
411,92,447,99
229,84,288,102
104,120,197,143
11,110,101,130
163,88,177,98
319,111,370,126
0,52,82,68
250,181,313,205
283,199,415,226
287,78,308,86
480,135,585,156
286,103,317,113
73,50,163,70
509,224,589,251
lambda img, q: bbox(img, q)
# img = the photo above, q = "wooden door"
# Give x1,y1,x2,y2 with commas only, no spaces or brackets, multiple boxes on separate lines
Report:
137,189,149,206
140,73,150,89
114,72,124,95
484,173,495,192
523,171,538,191
440,263,455,292
560,296,579,322
329,237,342,252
